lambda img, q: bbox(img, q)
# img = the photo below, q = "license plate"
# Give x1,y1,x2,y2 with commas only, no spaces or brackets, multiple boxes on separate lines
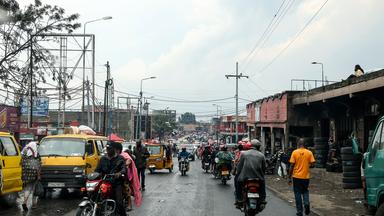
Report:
149,165,156,168
205,163,210,166
221,170,229,175
48,182,65,187
247,193,259,198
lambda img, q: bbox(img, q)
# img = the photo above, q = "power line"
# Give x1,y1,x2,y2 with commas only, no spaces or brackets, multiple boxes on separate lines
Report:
251,0,330,77
240,0,296,73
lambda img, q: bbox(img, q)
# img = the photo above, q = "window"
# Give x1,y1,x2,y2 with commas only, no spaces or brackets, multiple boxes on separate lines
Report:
85,140,95,156
370,122,383,163
39,138,85,157
0,137,18,156
95,140,104,154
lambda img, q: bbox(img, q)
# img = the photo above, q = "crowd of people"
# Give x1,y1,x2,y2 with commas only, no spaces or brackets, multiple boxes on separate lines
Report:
195,137,316,216
19,139,150,215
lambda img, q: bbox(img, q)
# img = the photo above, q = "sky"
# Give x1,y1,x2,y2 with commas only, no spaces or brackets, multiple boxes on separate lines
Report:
15,0,384,120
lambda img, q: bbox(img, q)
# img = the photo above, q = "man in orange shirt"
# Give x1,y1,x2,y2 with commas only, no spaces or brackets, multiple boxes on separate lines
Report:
288,138,316,216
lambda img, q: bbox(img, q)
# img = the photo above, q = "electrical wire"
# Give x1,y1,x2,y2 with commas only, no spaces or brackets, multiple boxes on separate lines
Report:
251,0,330,77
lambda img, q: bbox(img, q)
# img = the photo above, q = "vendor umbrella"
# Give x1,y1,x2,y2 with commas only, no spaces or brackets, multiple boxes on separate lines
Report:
108,133,124,142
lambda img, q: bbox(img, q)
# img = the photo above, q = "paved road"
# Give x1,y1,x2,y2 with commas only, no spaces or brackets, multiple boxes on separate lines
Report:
1,159,297,216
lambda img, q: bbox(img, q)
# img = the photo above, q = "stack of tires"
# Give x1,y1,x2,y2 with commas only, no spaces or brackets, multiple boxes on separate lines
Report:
341,147,362,189
314,137,329,168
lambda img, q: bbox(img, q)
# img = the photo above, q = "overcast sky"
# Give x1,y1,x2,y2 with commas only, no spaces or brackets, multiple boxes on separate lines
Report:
17,0,384,120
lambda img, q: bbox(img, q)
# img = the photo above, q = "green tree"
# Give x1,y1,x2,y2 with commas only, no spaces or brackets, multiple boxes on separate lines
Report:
152,113,176,140
178,112,196,124
0,0,80,97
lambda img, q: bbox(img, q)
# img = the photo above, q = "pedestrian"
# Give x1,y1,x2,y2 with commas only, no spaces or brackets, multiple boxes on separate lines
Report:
354,64,364,77
288,138,316,216
133,140,150,191
21,141,41,211
115,143,142,210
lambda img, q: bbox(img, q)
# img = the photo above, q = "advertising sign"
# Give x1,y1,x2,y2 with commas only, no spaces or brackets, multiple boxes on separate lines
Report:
20,97,49,116
0,105,20,132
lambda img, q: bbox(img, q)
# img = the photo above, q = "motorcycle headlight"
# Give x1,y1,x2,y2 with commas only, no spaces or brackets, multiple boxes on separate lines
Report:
73,167,85,174
86,181,99,192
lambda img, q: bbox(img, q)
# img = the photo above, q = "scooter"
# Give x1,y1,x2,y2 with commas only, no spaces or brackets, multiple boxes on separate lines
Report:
240,178,266,216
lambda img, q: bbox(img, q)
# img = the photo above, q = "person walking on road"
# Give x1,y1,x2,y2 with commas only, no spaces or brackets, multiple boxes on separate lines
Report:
288,138,316,216
133,140,150,191
21,141,41,211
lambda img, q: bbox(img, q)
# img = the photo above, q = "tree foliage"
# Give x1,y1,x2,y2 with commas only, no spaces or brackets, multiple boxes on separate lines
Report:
178,112,196,124
152,113,176,139
0,0,80,99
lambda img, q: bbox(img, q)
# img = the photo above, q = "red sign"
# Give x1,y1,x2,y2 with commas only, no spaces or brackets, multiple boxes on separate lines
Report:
0,105,20,132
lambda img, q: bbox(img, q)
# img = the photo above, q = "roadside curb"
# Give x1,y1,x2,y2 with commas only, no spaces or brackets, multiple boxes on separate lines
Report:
266,185,323,216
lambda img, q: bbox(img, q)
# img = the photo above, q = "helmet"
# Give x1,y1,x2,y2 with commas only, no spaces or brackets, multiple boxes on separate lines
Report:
251,139,261,149
221,145,227,151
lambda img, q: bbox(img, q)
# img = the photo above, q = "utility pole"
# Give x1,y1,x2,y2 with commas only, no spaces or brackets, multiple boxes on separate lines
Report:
103,61,111,136
225,62,248,143
86,77,91,126
29,35,33,128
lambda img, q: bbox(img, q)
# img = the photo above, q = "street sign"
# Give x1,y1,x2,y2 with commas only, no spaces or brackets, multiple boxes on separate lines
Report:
20,97,49,116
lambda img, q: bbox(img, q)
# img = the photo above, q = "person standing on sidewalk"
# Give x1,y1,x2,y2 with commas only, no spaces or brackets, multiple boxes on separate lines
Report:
288,138,316,216
133,140,150,191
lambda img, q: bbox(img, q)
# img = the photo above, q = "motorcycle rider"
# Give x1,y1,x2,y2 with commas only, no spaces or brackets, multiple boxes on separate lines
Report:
211,145,220,174
235,139,266,208
216,145,234,172
178,146,191,170
201,145,212,169
95,141,127,216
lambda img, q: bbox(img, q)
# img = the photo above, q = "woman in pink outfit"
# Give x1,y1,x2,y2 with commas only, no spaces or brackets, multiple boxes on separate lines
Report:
120,150,142,209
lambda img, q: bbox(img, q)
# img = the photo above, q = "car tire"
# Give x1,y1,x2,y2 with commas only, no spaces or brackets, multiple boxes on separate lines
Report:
343,171,361,178
341,154,362,161
343,182,362,189
342,161,361,167
342,165,360,172
341,147,353,154
342,177,362,184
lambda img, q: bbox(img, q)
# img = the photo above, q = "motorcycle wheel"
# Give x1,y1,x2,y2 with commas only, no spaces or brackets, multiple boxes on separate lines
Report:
222,179,227,185
244,203,256,216
76,204,94,216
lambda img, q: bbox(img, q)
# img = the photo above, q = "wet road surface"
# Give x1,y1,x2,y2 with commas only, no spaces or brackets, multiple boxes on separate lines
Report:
1,159,297,216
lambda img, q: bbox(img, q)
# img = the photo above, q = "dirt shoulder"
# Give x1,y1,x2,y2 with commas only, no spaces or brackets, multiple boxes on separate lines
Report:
266,168,369,216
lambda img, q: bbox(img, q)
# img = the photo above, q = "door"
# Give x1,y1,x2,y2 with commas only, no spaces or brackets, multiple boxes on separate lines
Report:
0,136,22,194
85,140,98,174
366,120,384,206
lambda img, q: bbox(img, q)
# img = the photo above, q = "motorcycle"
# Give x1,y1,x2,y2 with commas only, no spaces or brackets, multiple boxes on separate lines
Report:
202,155,211,173
76,173,120,216
179,157,189,176
219,164,231,185
240,179,266,216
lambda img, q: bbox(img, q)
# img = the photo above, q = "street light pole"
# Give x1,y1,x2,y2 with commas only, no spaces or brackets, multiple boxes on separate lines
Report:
138,76,156,140
83,16,112,127
311,61,324,87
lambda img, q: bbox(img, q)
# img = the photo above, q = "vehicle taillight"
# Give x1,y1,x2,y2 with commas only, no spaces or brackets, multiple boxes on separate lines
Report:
248,187,259,193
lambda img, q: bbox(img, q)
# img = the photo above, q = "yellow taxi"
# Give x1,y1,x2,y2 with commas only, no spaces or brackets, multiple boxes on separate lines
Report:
0,132,22,206
38,134,107,192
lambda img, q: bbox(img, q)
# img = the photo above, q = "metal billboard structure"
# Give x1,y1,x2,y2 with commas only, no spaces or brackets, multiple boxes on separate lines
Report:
32,33,96,128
